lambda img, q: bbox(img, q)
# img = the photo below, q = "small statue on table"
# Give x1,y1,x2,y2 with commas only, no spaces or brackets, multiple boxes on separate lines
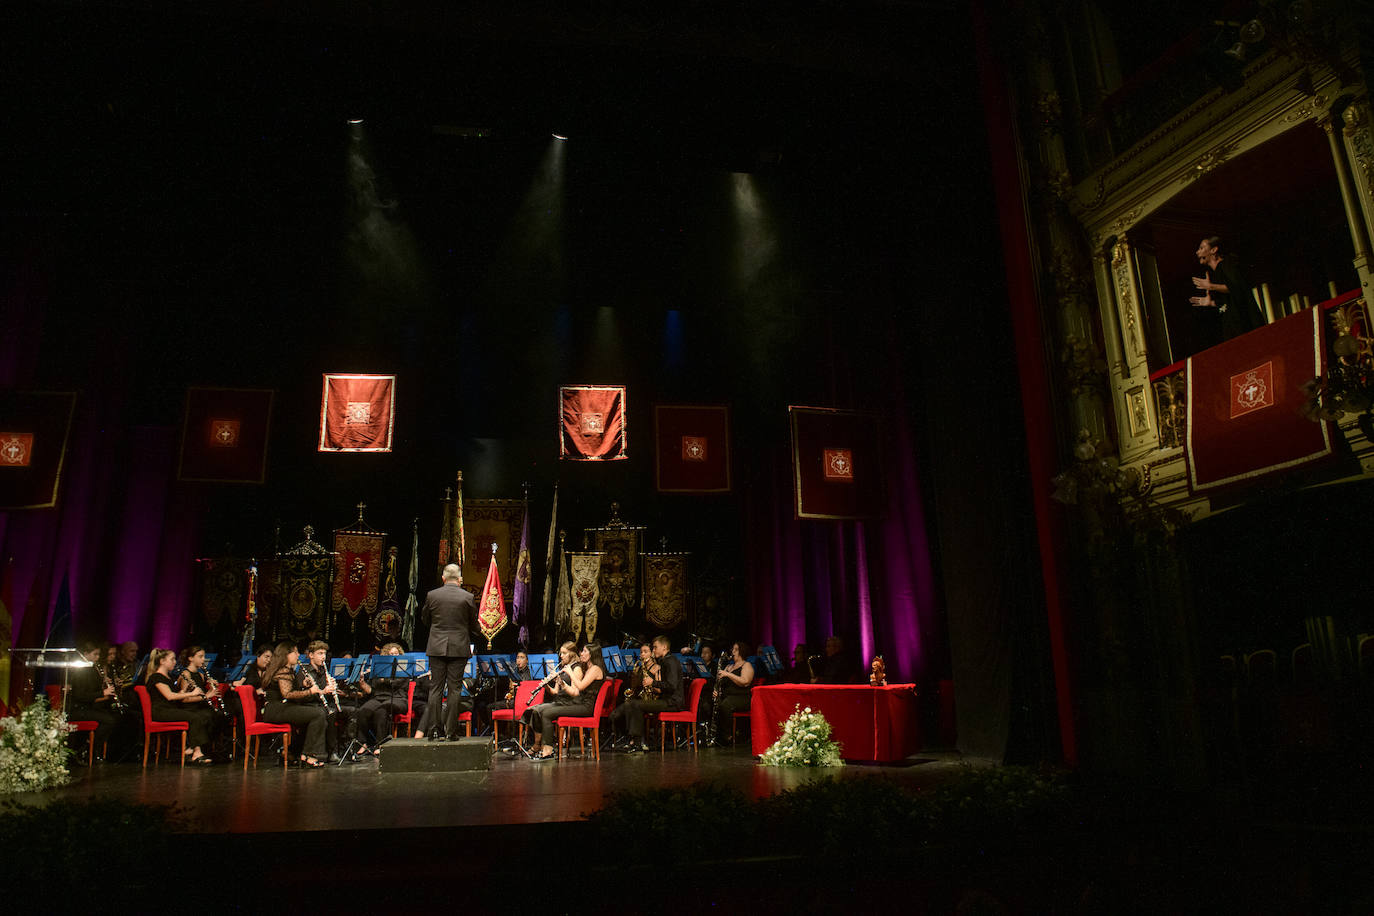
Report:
869,655,887,687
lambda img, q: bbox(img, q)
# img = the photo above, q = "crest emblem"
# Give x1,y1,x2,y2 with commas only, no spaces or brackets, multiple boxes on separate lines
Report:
1230,362,1274,418
682,435,707,462
209,418,240,448
581,412,604,435
823,448,854,480
345,401,372,425
0,433,33,467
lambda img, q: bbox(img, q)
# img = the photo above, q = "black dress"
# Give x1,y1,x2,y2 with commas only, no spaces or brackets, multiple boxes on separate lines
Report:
261,671,329,760
147,671,215,749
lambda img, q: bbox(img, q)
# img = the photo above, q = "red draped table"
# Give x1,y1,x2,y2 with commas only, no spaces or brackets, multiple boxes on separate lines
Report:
749,684,920,762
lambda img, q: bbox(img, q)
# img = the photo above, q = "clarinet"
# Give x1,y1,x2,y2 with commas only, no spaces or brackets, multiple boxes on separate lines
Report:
299,669,332,713
322,668,344,713
95,663,127,714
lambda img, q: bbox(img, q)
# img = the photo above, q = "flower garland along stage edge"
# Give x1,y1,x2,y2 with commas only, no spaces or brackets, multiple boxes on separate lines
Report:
0,698,76,794
759,704,845,767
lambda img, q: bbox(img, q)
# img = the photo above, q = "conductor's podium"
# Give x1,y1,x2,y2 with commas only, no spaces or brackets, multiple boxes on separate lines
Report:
380,736,493,773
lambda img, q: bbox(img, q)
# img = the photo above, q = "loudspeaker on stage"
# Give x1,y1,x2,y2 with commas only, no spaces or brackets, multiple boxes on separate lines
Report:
380,736,493,773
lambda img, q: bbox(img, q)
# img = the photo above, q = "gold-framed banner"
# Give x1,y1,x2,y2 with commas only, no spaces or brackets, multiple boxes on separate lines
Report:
460,498,525,595
642,552,690,630
566,551,605,643
585,503,645,625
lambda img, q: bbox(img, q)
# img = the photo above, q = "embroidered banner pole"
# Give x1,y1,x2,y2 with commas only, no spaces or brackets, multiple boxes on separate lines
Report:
402,519,418,651
239,561,258,657
513,485,532,649
541,483,560,637
477,544,508,651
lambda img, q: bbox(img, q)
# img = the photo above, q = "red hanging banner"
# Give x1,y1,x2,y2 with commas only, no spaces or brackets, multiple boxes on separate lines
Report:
319,374,396,452
789,406,886,520
559,385,627,460
179,387,274,483
654,404,731,492
476,550,508,650
0,391,76,510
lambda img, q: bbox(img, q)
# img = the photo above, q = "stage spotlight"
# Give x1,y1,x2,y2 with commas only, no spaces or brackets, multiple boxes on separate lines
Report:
347,118,364,125
551,133,569,141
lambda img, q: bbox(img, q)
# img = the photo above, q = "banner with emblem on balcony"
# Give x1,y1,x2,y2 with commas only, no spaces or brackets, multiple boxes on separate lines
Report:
654,403,731,492
0,390,76,510
319,374,396,453
178,387,274,483
1186,308,1334,492
560,384,627,460
788,406,886,520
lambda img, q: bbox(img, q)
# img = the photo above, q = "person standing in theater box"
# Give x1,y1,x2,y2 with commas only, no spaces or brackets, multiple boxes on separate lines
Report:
415,563,479,741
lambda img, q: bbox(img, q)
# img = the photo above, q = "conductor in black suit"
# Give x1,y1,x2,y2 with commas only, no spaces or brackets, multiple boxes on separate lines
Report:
415,563,479,741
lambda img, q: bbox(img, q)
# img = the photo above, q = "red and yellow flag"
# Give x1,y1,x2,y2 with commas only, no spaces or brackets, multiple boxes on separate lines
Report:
476,546,507,651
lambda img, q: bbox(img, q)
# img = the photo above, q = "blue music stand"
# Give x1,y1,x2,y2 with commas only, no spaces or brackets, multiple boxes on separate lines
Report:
224,655,254,682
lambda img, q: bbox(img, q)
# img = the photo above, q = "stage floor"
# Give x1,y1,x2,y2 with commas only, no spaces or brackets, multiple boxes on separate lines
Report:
22,740,974,834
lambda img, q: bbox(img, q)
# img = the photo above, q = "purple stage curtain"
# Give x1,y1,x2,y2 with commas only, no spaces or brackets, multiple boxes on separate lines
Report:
0,403,200,654
744,395,940,687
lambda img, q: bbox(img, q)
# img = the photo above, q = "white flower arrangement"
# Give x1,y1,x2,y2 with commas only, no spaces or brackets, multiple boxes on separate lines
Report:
0,698,76,794
759,704,845,767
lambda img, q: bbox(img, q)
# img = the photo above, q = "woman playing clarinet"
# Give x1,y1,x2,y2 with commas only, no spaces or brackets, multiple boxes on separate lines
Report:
260,641,329,768
704,641,755,747
145,649,217,765
522,643,605,761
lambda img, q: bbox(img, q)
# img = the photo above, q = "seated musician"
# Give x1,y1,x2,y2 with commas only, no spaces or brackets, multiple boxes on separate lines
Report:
810,635,859,684
260,641,329,768
144,648,216,765
696,643,718,728
705,641,755,747
487,649,532,718
302,640,357,763
226,644,274,722
623,635,684,754
522,642,604,761
67,641,125,761
781,642,811,684
111,640,141,702
354,642,411,756
178,645,228,755
611,643,657,748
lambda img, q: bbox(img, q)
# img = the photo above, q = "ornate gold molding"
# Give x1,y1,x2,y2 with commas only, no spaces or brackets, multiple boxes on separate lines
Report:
1186,140,1240,183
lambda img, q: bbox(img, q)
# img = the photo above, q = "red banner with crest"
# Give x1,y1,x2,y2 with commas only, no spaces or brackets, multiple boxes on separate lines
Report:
560,385,627,460
319,374,395,452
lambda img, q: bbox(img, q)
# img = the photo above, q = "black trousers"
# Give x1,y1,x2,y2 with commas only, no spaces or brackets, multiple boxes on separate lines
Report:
357,697,406,743
714,692,752,741
152,703,216,750
263,701,328,759
625,697,681,739
416,655,469,738
69,702,122,754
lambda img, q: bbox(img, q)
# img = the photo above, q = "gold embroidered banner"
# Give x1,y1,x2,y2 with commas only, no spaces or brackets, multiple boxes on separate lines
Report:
179,387,274,483
476,549,508,650
319,374,395,452
332,531,385,620
567,552,604,643
560,385,627,460
0,390,76,510
642,552,689,630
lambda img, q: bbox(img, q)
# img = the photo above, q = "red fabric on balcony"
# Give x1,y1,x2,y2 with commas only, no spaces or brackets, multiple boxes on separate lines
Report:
1186,308,1333,492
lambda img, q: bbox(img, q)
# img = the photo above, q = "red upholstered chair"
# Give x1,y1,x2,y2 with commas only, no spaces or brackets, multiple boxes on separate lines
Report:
235,685,291,770
47,684,104,766
555,680,614,761
134,685,189,767
391,681,418,738
731,674,765,744
491,680,544,745
659,678,707,753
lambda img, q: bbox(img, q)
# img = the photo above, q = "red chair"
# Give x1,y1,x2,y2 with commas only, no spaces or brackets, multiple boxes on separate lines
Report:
391,681,418,738
133,685,189,767
47,684,104,766
731,675,765,743
555,680,614,761
658,678,707,753
491,680,545,745
235,685,291,770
